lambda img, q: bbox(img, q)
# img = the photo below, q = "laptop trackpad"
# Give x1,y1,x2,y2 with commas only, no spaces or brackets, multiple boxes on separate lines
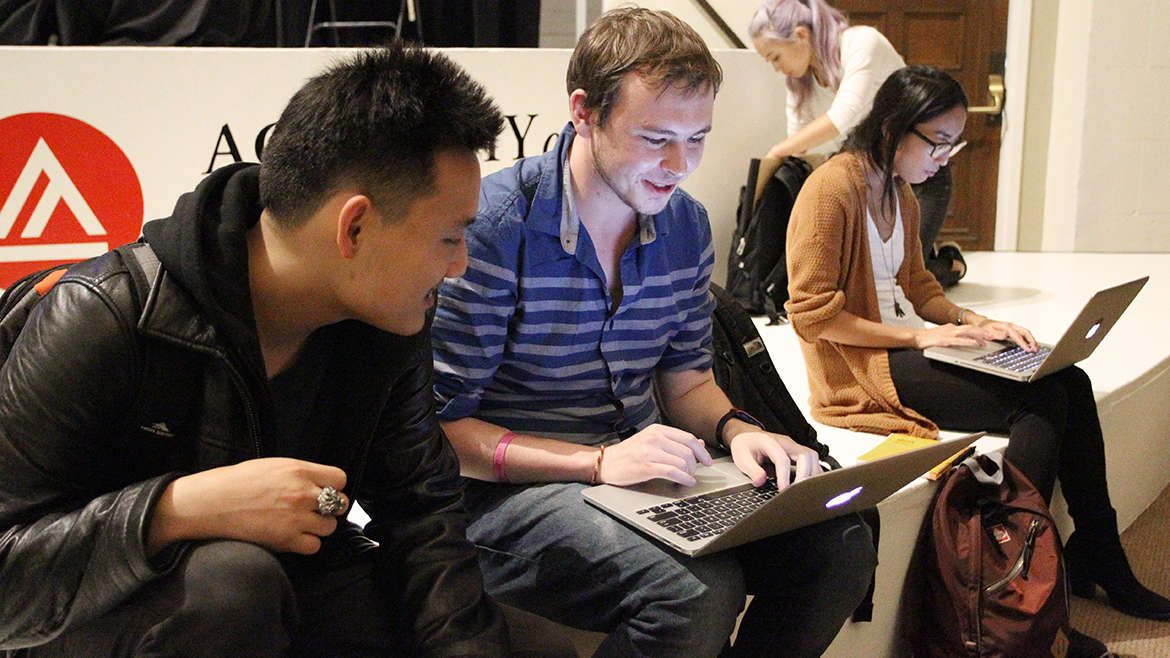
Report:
624,459,749,499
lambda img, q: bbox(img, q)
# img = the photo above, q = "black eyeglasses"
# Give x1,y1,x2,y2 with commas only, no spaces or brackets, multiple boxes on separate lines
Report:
909,126,967,160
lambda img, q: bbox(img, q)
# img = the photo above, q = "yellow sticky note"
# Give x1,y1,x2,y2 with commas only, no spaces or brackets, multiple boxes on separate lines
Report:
857,433,938,461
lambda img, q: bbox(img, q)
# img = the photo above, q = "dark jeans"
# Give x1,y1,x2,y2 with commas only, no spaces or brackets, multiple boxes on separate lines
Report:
16,540,410,657
464,479,877,657
888,349,1114,523
910,164,960,288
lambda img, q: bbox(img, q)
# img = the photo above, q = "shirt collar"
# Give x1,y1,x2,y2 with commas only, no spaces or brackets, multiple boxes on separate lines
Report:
559,139,659,256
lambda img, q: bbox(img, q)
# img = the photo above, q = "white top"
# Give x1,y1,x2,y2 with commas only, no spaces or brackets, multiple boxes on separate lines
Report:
787,25,905,157
866,196,924,329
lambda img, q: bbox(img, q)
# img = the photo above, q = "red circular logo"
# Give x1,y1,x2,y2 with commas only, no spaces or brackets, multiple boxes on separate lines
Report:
0,113,143,288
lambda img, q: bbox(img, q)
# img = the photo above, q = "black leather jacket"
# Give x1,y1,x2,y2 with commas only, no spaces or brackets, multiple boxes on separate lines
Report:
0,165,507,654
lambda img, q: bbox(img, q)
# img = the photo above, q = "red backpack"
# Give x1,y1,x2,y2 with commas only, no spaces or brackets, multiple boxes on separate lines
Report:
907,452,1071,657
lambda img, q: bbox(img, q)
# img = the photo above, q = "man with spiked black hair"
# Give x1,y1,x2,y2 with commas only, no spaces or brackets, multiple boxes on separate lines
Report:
0,43,511,655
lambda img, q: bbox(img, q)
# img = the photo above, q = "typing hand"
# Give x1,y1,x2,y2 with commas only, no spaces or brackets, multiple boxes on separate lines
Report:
727,430,821,490
978,320,1038,352
600,424,713,487
148,458,349,557
912,323,994,350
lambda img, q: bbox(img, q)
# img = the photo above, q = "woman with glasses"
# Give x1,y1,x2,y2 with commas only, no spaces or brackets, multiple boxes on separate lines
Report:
786,66,1170,651
748,0,966,287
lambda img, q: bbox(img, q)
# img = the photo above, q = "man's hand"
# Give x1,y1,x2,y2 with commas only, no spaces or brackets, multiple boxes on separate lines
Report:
726,428,822,489
599,424,714,487
148,458,349,557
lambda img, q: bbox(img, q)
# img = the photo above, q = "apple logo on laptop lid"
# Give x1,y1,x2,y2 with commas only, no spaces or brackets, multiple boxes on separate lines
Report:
826,486,863,509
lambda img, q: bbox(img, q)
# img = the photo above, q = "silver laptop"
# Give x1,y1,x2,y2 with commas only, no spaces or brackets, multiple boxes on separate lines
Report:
923,277,1147,382
582,433,982,557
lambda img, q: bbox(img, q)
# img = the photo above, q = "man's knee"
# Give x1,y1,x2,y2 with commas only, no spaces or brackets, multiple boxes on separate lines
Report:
135,541,295,656
175,540,296,631
823,515,879,597
679,560,748,625
31,541,296,657
807,514,877,584
1022,374,1072,425
750,514,877,599
1056,364,1093,400
647,556,746,653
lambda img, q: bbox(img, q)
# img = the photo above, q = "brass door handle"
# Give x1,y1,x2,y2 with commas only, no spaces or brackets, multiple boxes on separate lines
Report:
969,74,1004,115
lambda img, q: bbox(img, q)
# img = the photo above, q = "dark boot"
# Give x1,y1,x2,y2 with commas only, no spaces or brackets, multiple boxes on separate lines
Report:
1065,512,1170,621
1066,627,1112,658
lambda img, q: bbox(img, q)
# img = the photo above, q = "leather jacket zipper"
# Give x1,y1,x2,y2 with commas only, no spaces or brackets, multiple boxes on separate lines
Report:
222,358,264,457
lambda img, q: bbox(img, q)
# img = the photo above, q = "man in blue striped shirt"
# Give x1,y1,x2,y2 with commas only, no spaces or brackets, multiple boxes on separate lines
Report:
432,8,875,656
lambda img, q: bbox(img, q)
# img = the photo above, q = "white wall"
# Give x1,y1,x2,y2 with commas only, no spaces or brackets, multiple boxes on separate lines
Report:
1056,1,1170,252
539,0,602,47
1037,1,1092,251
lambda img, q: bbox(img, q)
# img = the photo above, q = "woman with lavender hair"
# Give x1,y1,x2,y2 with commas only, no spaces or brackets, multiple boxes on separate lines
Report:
748,0,967,287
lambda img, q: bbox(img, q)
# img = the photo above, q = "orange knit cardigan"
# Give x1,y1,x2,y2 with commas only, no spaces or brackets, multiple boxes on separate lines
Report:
784,152,963,439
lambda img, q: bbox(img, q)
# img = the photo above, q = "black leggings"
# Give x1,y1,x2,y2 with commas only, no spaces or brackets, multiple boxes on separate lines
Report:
888,349,1114,524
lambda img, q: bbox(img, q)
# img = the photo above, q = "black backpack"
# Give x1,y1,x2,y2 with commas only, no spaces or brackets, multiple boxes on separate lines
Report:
710,282,882,621
724,157,812,324
709,282,838,469
1,242,159,365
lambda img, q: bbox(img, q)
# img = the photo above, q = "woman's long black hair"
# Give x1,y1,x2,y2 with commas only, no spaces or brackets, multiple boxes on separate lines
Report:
841,65,968,213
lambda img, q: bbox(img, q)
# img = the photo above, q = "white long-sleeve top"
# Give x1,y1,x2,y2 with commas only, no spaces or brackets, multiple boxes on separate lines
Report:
787,25,905,157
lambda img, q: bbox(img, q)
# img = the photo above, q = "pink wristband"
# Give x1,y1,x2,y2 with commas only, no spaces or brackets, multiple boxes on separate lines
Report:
493,431,517,482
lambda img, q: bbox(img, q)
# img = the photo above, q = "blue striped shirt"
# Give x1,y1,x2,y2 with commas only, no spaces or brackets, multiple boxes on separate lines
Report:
432,124,716,445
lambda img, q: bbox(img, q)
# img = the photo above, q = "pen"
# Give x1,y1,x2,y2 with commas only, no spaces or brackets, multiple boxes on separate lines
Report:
926,444,978,481
943,445,977,473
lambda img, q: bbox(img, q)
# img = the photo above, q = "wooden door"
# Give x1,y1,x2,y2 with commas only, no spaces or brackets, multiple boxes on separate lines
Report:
833,0,1009,250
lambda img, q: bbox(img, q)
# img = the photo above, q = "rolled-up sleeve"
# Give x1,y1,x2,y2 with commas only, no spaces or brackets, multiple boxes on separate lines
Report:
785,173,850,342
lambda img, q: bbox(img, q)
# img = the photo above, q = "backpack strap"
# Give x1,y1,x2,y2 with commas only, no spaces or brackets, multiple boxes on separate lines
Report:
114,241,162,306
962,451,1005,486
2,244,159,368
709,283,839,468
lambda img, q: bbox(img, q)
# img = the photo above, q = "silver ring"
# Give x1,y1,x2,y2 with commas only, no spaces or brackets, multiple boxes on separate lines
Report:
316,486,345,516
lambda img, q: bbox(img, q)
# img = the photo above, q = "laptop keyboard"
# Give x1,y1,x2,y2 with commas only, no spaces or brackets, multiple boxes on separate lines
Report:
637,477,779,542
975,344,1052,373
